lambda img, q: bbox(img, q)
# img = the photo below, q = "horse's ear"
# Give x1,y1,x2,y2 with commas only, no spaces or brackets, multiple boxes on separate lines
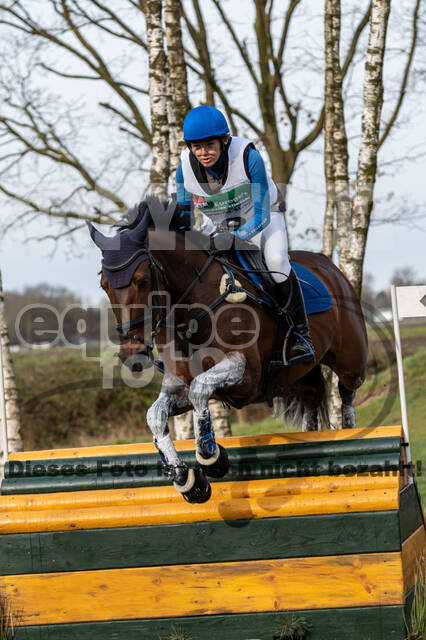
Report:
87,221,121,251
127,206,150,242
144,194,167,229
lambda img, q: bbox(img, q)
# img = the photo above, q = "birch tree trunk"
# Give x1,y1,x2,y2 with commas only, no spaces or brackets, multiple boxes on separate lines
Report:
146,0,170,198
146,0,189,439
0,270,23,471
164,0,191,172
164,0,231,439
323,0,391,427
209,399,232,437
322,0,337,260
323,0,349,426
346,0,391,297
325,0,352,270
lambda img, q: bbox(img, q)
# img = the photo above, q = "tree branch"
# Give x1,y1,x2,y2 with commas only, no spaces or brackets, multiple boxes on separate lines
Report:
296,2,371,154
0,1,152,144
70,0,147,49
0,183,115,224
40,63,149,95
277,0,301,65
210,0,260,89
341,3,371,76
379,0,420,147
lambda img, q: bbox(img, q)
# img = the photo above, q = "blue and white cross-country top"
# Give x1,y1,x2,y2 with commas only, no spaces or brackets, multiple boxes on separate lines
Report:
176,136,278,240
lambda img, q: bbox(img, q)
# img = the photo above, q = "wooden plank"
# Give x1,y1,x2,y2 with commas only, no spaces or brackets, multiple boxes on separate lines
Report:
0,510,400,576
402,525,426,593
0,552,404,625
399,482,425,542
4,437,402,479
8,426,403,461
7,605,408,640
0,473,400,513
1,451,402,495
0,486,399,534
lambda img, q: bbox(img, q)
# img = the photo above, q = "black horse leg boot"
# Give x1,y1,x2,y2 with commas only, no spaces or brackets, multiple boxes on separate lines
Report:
275,269,315,363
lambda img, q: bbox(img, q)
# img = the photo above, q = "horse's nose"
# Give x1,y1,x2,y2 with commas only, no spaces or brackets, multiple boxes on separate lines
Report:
131,359,143,373
119,352,151,372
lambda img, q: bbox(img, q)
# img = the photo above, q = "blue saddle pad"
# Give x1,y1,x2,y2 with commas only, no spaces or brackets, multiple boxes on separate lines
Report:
235,252,332,315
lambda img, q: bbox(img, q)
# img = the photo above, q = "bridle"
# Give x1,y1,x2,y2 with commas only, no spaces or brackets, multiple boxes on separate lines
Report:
103,249,168,365
104,241,288,371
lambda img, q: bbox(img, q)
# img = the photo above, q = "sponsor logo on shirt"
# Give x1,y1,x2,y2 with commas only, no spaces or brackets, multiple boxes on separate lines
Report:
192,195,208,208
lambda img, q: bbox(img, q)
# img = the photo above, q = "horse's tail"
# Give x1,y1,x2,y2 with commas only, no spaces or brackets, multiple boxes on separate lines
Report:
316,366,331,429
272,365,330,430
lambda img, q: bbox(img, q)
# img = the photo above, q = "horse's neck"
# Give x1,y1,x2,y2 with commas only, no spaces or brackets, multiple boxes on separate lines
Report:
150,230,208,300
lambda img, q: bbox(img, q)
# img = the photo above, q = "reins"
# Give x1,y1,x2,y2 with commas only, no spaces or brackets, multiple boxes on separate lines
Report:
112,246,290,370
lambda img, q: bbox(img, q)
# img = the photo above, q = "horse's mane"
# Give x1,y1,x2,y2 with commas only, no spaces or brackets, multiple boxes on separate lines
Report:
115,195,208,249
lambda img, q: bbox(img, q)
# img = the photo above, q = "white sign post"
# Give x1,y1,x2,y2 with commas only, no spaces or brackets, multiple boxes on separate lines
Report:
391,284,426,485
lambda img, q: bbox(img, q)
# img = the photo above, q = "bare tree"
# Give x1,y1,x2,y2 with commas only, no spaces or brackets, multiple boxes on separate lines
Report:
323,0,354,261
147,0,197,440
345,0,391,293
391,266,423,287
181,0,375,196
164,0,191,171
146,0,169,196
0,270,23,470
163,0,230,438
0,1,420,235
322,0,419,426
0,0,152,234
323,0,422,283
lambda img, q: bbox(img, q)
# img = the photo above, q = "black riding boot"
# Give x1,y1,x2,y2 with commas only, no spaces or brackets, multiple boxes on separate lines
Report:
275,269,315,363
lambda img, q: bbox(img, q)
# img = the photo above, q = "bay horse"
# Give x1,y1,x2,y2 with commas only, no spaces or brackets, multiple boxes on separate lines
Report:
89,197,368,503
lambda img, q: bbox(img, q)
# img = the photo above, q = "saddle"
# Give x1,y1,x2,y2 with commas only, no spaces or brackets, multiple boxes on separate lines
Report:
208,227,332,407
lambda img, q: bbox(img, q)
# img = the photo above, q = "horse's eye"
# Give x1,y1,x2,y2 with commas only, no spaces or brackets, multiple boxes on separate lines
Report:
137,276,148,290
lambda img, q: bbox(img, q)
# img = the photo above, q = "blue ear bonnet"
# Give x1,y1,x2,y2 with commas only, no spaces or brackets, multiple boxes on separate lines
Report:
102,239,149,289
88,209,150,289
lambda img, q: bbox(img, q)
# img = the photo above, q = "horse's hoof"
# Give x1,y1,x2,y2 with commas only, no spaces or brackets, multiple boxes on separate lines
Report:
196,444,229,479
174,467,211,504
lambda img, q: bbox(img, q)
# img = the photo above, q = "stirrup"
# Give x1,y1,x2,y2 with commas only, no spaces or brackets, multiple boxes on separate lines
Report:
285,331,315,365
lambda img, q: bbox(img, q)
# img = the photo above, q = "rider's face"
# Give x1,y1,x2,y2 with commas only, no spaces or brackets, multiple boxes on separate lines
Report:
190,138,222,167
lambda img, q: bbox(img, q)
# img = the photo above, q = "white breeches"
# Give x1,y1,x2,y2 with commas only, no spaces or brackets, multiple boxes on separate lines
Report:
198,210,291,284
249,211,291,283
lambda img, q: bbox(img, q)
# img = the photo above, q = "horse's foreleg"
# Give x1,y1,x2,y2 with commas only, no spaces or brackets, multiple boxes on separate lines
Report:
146,376,189,479
188,352,246,477
339,381,357,429
146,375,210,503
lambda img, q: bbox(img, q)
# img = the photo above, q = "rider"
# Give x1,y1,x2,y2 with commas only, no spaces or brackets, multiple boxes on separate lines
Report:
175,104,314,363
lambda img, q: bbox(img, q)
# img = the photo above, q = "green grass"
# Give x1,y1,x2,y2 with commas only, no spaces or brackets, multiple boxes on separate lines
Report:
405,553,426,640
12,349,160,450
356,347,425,501
368,323,426,342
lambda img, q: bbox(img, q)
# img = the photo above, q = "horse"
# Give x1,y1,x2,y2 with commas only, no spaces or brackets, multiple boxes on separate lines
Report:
89,196,368,504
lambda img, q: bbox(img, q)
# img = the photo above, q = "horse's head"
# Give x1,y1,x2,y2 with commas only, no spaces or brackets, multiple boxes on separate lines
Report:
88,204,159,373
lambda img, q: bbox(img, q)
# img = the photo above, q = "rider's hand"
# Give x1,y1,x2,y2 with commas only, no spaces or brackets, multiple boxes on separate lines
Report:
209,231,234,253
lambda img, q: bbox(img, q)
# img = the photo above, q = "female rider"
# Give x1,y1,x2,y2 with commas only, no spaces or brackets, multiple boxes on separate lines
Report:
175,104,314,364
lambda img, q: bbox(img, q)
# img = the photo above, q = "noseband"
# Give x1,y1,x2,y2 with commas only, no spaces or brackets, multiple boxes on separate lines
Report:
103,249,167,365
106,243,276,372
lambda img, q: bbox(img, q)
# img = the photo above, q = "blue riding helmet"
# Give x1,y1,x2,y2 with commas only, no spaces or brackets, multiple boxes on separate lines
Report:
183,105,229,142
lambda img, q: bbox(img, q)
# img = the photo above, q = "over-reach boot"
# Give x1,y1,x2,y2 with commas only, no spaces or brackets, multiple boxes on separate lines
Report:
275,269,315,364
